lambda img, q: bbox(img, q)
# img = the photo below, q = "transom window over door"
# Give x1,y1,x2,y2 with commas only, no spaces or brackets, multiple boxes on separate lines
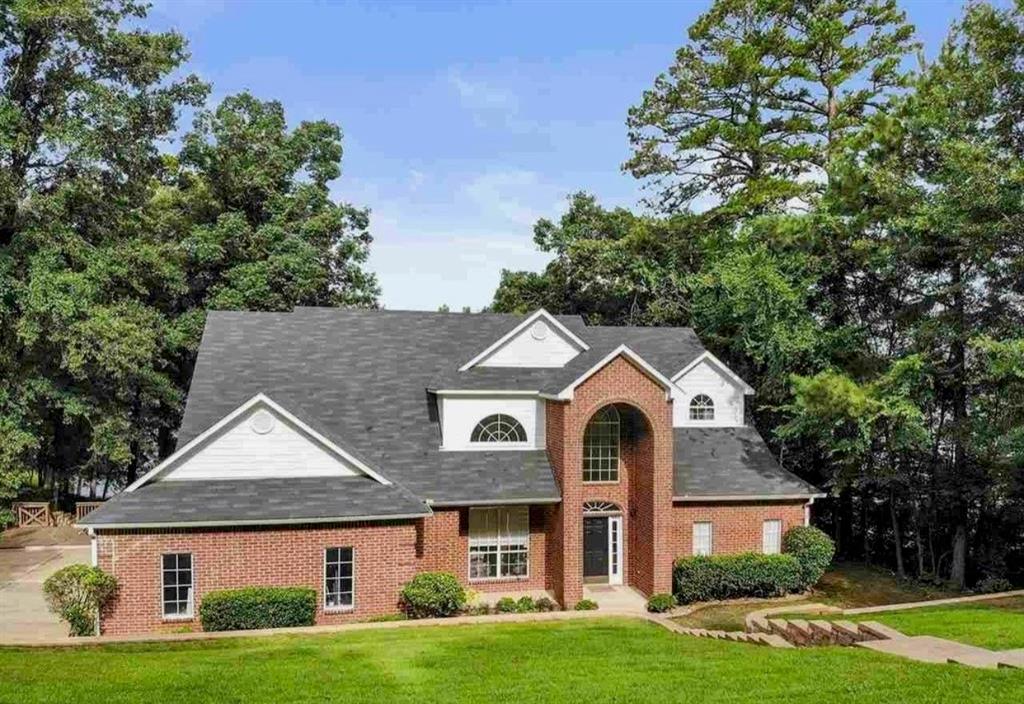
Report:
583,406,620,482
161,553,193,618
469,506,529,580
470,414,527,443
689,394,715,421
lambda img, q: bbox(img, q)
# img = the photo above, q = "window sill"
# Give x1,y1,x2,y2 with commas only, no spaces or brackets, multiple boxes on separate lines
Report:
468,576,531,584
324,606,355,614
582,480,620,485
162,614,195,622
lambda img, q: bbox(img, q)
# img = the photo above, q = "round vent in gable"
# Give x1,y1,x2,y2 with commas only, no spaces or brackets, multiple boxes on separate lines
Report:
530,320,550,340
249,409,276,435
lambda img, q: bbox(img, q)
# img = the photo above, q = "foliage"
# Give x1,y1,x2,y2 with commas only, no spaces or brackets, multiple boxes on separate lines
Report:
42,564,117,637
198,587,316,632
399,572,466,619
646,593,677,613
673,553,804,604
534,596,559,612
974,576,1014,595
515,596,537,613
0,1,378,507
783,526,836,587
494,597,518,614
573,599,599,611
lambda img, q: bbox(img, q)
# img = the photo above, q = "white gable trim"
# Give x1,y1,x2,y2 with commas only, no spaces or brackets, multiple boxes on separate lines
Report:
125,393,391,491
554,345,675,401
458,309,589,372
671,351,754,394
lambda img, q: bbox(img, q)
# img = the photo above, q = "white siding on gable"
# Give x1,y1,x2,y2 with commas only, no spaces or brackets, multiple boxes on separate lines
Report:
671,358,746,427
439,395,546,450
476,320,581,368
160,405,363,481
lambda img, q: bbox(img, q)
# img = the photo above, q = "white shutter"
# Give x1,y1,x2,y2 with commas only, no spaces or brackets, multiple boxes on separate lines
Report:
692,522,713,556
762,519,782,554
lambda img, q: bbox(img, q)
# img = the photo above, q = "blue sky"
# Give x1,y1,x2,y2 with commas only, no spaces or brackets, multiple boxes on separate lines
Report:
146,0,984,311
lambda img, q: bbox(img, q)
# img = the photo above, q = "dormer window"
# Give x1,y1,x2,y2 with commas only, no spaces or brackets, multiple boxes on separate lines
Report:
471,414,527,443
689,394,715,421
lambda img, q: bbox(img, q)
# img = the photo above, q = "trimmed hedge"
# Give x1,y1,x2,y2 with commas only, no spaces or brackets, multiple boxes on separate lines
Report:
199,587,316,632
783,525,835,588
673,553,803,604
400,572,466,618
42,564,118,637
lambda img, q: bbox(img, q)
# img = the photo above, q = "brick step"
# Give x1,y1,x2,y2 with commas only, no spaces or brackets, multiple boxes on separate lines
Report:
857,621,907,641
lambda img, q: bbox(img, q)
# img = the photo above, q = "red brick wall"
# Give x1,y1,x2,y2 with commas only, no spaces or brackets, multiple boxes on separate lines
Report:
546,355,675,604
96,521,418,635
669,501,807,559
419,506,552,592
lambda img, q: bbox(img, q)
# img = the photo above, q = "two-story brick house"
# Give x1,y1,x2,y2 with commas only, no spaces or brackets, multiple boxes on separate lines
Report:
80,308,822,634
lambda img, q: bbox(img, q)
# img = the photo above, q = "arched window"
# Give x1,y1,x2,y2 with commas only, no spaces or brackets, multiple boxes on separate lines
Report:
470,414,527,443
583,406,620,482
689,394,715,421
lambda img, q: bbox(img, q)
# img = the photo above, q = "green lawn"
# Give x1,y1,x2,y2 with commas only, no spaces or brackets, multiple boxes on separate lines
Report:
853,597,1024,651
2,618,1023,704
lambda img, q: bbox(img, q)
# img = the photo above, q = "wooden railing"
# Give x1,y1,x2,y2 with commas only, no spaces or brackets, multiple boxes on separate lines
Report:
13,502,52,527
75,502,105,521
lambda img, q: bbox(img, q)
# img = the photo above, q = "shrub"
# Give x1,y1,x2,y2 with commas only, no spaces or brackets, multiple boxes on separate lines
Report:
42,564,118,637
495,597,518,614
574,599,599,611
783,525,835,588
399,572,466,619
199,587,316,632
464,603,491,616
646,593,676,613
515,596,536,613
975,575,1014,594
534,596,558,612
673,553,803,604
366,613,408,623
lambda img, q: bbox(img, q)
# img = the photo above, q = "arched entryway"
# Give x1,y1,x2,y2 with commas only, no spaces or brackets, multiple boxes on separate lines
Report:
579,402,654,589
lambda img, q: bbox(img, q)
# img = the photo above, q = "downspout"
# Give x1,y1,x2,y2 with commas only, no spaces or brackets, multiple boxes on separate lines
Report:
804,497,816,527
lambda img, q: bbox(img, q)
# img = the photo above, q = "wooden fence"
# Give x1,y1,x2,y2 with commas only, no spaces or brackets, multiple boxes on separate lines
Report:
13,502,52,527
74,502,105,521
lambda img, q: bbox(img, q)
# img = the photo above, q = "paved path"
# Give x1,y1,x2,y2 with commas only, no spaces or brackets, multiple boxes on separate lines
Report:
0,546,91,641
0,526,90,549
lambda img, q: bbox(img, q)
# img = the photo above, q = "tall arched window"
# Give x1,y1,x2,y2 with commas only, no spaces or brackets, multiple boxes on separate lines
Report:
583,406,620,482
689,394,715,421
471,414,527,443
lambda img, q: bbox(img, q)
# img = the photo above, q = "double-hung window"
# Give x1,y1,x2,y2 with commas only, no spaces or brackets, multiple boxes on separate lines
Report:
762,519,782,554
692,522,713,556
469,507,529,580
161,553,194,618
325,547,355,610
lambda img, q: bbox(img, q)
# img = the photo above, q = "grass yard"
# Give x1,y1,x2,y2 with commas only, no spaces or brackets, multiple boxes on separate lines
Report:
674,562,959,632
852,596,1024,651
1,618,1023,704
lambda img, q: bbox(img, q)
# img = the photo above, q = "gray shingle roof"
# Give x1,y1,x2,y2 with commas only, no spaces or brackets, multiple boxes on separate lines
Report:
80,477,431,528
673,427,822,498
174,308,706,505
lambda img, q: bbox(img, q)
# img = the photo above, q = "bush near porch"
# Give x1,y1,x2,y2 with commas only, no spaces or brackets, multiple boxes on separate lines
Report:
673,554,804,604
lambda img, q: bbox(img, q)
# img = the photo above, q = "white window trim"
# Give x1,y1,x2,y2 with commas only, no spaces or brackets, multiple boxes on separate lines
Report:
160,552,195,621
688,394,716,422
467,507,531,582
762,519,782,555
469,414,529,445
323,546,356,613
692,522,713,557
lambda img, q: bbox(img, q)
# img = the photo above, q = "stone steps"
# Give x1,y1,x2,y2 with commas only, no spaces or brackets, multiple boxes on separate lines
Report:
744,616,903,648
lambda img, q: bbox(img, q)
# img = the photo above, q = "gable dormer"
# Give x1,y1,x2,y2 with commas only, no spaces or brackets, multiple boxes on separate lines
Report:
670,351,754,428
459,309,588,370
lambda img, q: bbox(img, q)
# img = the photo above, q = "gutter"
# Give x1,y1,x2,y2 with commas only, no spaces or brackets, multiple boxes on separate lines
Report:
428,497,562,508
76,511,433,531
672,493,827,502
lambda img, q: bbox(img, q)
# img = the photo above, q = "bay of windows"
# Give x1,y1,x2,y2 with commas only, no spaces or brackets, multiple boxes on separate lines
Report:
469,506,529,580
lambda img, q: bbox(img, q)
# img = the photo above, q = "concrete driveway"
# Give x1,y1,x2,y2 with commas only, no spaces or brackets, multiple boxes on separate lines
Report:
0,546,91,642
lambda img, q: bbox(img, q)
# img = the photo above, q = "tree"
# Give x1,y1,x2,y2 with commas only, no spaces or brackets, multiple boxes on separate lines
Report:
626,0,915,217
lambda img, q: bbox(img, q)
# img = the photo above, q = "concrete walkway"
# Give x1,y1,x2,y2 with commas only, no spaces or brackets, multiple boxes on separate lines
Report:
0,526,90,549
583,584,648,613
0,546,91,641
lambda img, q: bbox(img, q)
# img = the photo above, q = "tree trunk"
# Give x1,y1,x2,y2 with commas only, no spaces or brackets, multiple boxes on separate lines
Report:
951,525,967,588
911,501,926,577
889,488,905,579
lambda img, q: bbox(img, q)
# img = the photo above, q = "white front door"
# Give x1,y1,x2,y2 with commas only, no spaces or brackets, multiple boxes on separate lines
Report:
608,515,623,585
